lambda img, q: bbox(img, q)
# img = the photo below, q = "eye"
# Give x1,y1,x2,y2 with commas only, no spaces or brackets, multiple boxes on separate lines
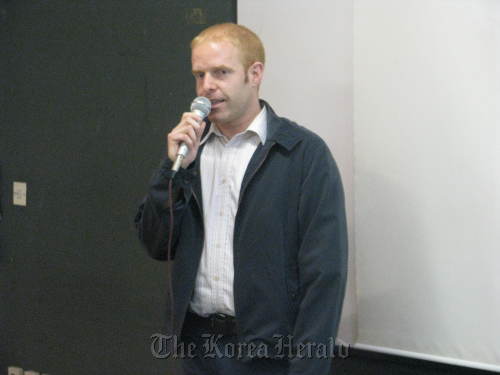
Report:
214,69,228,78
193,72,205,79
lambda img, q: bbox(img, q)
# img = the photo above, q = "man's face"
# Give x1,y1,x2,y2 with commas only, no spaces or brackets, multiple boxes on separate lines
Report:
191,40,258,129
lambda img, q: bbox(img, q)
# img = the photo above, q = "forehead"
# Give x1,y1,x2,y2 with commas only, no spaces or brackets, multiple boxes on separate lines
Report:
191,40,243,71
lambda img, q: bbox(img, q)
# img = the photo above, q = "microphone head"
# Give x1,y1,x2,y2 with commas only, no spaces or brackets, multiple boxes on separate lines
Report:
190,96,211,118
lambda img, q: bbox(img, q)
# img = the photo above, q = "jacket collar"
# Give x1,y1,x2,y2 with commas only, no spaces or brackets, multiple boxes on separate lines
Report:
198,99,302,152
191,100,300,215
260,100,301,151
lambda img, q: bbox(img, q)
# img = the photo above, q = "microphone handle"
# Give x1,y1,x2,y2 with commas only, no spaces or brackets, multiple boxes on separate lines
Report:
171,144,187,173
171,109,205,173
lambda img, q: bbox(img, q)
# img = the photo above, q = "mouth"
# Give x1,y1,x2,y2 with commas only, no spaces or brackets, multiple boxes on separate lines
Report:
210,99,225,109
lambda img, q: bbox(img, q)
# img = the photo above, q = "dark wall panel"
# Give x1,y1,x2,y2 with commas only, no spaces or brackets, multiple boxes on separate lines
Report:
0,1,236,374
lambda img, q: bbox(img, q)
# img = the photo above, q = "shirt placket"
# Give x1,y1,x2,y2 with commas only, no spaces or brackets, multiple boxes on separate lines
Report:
211,137,232,311
221,142,238,311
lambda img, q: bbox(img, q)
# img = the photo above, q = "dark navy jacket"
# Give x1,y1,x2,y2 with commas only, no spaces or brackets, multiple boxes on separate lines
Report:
135,101,348,375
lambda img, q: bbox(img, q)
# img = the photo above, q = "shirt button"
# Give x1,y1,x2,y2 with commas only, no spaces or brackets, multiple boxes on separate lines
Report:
221,178,227,184
214,276,220,281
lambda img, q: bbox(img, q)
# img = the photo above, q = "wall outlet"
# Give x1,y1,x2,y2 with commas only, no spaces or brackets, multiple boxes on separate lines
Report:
7,367,24,375
13,181,27,206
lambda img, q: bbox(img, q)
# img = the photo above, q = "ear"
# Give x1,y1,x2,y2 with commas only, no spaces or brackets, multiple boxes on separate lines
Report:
247,62,264,87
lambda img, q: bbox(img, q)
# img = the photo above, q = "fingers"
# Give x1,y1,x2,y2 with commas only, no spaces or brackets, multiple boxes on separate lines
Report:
181,114,202,135
166,112,207,163
194,119,206,141
171,115,200,145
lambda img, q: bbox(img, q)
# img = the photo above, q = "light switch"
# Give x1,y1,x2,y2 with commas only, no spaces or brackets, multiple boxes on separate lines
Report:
8,367,24,375
13,181,27,206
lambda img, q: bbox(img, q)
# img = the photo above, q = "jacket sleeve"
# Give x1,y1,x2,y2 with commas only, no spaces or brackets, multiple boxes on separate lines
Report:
289,137,348,375
134,158,195,260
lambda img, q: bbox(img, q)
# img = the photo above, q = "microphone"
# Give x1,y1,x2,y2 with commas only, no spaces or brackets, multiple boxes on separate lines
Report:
172,96,211,173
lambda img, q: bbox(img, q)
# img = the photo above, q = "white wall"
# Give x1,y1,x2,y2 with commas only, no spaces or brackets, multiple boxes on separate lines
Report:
238,0,356,343
354,0,500,370
239,0,500,370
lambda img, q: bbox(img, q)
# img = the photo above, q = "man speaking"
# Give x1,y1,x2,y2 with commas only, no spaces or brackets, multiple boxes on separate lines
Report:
135,23,348,375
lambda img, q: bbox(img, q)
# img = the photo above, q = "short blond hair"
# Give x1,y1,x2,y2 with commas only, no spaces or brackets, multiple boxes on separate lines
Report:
191,23,265,71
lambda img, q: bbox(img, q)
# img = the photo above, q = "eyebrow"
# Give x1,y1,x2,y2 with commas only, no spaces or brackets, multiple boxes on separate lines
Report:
192,65,234,75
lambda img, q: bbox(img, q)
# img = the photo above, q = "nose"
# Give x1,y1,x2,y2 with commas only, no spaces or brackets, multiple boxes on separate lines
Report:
200,73,216,94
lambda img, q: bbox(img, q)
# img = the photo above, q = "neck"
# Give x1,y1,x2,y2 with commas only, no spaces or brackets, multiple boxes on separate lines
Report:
217,99,262,139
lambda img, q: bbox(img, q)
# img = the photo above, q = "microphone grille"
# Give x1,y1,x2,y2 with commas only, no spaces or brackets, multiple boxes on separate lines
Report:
190,96,211,118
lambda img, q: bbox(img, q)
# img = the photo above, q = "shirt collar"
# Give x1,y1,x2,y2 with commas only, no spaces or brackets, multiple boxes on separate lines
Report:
200,106,267,145
200,122,224,145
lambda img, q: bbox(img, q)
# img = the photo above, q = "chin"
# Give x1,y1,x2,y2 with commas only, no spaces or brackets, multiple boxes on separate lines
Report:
208,111,227,124
207,114,218,123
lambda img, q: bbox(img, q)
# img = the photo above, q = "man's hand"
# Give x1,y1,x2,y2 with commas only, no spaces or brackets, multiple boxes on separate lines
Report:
167,112,206,169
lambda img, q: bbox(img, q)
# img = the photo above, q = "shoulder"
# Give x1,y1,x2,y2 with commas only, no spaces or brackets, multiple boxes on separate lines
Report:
264,102,329,154
283,118,327,149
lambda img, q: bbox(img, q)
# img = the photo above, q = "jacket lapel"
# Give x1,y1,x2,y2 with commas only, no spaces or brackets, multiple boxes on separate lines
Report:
191,142,206,218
